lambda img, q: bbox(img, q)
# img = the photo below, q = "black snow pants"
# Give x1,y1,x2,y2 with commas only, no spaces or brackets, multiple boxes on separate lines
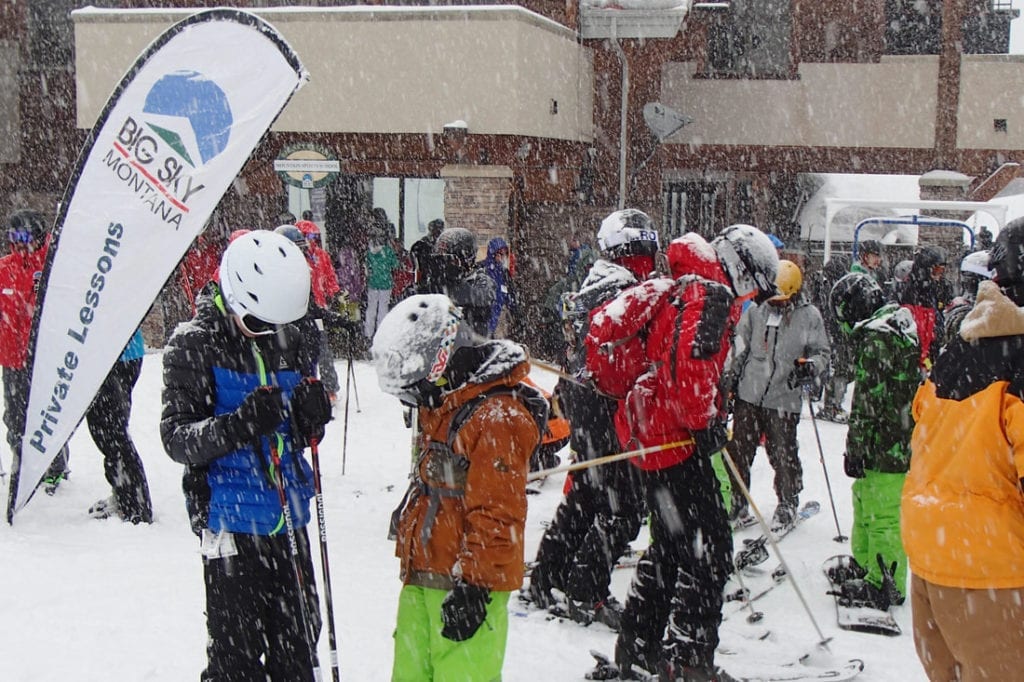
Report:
202,529,321,682
615,454,733,672
531,379,645,605
728,398,802,513
85,357,152,522
3,365,69,482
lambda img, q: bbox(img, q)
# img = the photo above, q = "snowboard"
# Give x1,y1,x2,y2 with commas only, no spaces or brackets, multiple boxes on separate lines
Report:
585,649,864,682
734,500,821,570
822,555,902,636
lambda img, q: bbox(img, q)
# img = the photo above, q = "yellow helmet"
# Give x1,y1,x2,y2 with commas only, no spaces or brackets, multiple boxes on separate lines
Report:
771,260,802,302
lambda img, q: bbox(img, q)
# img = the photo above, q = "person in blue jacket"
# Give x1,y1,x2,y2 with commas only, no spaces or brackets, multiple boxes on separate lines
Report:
86,327,153,523
161,231,331,682
479,237,515,336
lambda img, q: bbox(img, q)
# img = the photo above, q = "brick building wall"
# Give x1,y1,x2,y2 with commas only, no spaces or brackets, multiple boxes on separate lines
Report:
441,165,513,260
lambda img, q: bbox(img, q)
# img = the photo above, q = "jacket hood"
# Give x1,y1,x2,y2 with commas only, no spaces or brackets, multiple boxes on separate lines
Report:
666,233,722,280
486,237,508,259
960,280,1024,341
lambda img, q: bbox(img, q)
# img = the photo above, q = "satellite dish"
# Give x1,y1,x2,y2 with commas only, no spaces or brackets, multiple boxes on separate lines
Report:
643,102,693,141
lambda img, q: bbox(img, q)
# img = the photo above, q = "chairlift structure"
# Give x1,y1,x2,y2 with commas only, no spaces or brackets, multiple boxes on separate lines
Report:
823,198,1008,261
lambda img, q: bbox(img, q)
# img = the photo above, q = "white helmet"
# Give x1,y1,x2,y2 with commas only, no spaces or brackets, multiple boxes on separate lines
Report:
219,230,310,325
960,249,994,279
597,209,660,259
711,224,780,301
372,294,474,402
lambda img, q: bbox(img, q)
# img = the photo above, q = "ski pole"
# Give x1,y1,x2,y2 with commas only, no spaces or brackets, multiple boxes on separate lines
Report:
341,357,352,476
719,445,832,650
268,439,323,680
526,439,694,481
309,436,340,682
730,566,764,624
805,390,848,543
348,357,361,413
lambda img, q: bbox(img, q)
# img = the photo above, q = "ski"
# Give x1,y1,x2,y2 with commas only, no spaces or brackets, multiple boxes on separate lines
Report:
822,555,902,637
734,500,821,570
584,649,864,682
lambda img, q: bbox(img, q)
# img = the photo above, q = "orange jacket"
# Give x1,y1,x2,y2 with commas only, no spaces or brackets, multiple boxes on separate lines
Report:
396,360,541,592
903,283,1024,589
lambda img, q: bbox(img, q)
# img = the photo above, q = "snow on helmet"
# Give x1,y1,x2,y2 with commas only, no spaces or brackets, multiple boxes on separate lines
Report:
371,294,474,401
8,209,47,244
989,218,1024,286
218,230,310,326
830,273,884,328
434,227,477,268
893,259,913,282
771,260,803,302
274,224,308,248
960,249,994,280
711,224,780,301
597,209,660,259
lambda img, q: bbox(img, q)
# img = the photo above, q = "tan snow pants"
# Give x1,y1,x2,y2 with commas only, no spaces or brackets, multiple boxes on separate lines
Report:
910,574,1024,681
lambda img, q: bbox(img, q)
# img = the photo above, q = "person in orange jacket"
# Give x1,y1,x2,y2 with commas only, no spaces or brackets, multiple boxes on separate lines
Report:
902,220,1024,682
373,294,545,682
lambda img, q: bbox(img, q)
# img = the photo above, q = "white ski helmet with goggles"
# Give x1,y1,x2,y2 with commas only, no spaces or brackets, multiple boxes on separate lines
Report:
218,230,310,326
597,209,660,259
372,294,474,402
712,224,780,301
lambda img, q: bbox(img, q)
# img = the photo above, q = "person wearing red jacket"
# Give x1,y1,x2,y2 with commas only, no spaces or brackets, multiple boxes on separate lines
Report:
586,223,780,681
295,220,342,399
0,209,69,493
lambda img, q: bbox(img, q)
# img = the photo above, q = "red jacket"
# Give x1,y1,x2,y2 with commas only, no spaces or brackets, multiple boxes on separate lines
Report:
307,244,340,308
586,234,740,470
0,246,48,368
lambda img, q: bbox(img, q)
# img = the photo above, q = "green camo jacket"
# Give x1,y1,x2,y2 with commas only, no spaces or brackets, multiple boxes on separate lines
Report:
844,304,921,473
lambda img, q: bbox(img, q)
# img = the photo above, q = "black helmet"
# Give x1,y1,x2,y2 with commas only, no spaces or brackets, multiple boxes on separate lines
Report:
8,209,47,244
273,224,307,248
597,209,660,260
434,227,477,269
989,218,1024,287
859,239,882,256
830,273,884,328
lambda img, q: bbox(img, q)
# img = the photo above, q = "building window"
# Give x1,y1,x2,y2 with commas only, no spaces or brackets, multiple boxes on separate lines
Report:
995,118,1008,133
373,177,445,249
703,0,792,79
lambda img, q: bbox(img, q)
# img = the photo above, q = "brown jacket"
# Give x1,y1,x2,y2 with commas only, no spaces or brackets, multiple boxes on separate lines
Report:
396,347,541,592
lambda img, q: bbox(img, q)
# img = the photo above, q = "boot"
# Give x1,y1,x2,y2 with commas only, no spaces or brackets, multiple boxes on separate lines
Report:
769,501,797,533
567,595,623,631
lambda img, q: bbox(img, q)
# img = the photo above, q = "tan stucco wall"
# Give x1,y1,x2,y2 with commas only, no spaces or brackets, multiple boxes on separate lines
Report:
72,6,593,142
0,41,19,164
958,54,1024,150
661,56,940,149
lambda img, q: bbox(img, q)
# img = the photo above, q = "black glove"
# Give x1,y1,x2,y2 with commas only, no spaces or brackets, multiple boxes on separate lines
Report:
235,386,286,439
290,377,333,443
693,421,729,458
441,581,491,642
843,451,865,479
788,358,817,389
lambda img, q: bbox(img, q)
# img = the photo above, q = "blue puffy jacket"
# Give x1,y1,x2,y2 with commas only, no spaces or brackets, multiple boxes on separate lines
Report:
161,283,318,535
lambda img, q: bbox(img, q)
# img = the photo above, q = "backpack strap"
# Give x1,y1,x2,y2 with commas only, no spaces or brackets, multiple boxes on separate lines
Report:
407,382,550,547
669,275,734,385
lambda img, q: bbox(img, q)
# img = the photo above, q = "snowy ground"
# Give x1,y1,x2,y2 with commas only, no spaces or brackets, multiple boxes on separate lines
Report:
0,353,926,681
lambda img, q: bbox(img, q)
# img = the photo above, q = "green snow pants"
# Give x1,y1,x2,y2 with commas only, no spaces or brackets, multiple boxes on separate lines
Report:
392,584,510,682
711,451,733,514
851,470,907,598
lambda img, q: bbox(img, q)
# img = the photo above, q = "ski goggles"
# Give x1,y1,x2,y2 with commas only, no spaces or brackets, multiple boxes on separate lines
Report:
8,229,34,244
236,314,280,337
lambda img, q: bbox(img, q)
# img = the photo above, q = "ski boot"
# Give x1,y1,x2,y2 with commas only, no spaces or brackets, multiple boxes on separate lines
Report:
825,555,867,585
566,595,623,631
88,495,121,520
43,470,70,495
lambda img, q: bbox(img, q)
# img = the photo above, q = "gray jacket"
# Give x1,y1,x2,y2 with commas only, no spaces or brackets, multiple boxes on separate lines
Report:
730,297,830,415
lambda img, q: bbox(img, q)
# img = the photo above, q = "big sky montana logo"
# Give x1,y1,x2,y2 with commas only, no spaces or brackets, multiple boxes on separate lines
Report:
103,70,234,229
